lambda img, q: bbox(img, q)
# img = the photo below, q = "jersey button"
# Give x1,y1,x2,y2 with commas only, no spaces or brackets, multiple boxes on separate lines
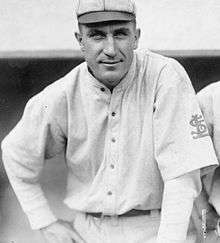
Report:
111,112,116,117
107,191,113,196
100,87,105,92
111,138,116,143
110,164,115,169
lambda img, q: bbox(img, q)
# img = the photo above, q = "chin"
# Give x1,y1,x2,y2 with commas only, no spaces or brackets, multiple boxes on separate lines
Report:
101,72,125,83
102,77,122,86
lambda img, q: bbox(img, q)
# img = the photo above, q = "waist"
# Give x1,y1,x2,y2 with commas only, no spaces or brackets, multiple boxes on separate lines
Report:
86,209,161,218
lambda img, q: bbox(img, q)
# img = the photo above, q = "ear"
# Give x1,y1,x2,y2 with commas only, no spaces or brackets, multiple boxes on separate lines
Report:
133,28,141,50
75,32,85,51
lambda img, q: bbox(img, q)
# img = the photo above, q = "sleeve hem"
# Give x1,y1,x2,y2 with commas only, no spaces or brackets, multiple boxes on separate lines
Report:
25,204,58,230
162,162,218,182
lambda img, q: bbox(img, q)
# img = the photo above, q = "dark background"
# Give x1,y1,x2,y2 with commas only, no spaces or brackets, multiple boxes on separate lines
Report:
1,55,220,242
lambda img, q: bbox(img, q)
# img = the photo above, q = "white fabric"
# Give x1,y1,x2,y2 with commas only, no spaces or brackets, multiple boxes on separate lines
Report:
194,82,220,243
73,211,196,243
197,82,220,211
157,170,201,243
74,0,136,16
1,50,218,231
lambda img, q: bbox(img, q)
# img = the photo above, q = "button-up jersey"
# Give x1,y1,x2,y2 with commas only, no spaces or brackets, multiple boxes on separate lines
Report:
197,81,220,161
1,50,218,229
197,81,220,212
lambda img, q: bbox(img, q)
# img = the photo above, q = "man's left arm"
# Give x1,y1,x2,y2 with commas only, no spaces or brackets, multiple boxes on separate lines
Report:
153,58,218,242
157,170,201,243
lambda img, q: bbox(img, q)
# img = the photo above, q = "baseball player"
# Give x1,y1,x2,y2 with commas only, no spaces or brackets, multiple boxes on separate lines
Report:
193,81,220,242
1,0,218,242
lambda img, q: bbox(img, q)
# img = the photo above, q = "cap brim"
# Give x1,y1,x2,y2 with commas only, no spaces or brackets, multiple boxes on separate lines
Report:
78,11,135,24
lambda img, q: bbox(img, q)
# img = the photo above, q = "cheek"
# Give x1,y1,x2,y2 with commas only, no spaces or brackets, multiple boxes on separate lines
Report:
83,47,96,62
83,43,100,61
119,40,135,55
123,45,134,61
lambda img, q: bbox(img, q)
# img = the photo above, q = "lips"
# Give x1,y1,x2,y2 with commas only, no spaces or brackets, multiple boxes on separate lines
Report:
100,60,122,64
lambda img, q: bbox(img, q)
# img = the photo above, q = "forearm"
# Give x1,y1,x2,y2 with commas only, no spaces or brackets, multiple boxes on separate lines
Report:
156,170,201,243
193,172,219,234
2,145,57,229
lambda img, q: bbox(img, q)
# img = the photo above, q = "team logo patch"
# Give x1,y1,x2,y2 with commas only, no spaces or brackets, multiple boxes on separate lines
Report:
190,114,209,139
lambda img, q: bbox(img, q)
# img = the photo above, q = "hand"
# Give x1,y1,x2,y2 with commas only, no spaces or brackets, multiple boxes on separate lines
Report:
195,230,220,243
199,206,219,231
193,205,220,243
40,219,86,243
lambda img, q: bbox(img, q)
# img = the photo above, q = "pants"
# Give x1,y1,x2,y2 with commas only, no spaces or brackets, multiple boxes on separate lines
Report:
72,210,196,243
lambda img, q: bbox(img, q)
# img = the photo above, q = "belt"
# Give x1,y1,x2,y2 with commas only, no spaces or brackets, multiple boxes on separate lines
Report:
86,209,159,218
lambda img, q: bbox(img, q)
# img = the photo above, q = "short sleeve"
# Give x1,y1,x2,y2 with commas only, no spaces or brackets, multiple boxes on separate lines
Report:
153,59,218,181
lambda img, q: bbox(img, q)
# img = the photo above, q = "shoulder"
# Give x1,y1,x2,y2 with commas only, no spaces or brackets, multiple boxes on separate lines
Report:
27,62,87,111
135,49,182,69
197,81,220,119
197,81,220,101
135,50,188,86
41,61,86,100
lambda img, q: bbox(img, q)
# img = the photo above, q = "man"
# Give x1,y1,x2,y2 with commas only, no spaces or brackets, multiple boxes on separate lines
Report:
193,81,220,242
1,0,218,242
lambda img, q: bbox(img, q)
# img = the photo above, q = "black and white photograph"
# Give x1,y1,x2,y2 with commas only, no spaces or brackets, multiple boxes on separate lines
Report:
1,1,220,242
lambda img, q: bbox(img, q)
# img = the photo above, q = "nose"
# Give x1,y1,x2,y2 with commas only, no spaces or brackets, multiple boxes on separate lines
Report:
103,36,116,57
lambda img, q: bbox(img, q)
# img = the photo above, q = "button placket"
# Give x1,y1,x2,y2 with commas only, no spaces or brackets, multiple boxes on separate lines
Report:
104,91,121,214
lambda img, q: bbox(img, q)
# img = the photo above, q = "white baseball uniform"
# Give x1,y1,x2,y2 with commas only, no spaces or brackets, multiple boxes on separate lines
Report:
1,50,218,242
192,81,220,243
197,82,220,212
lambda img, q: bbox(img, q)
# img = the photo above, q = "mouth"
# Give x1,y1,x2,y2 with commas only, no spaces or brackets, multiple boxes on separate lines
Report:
100,60,122,65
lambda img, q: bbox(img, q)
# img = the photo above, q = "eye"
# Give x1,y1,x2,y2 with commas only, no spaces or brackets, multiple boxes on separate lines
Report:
92,34,105,40
88,31,105,40
114,31,129,39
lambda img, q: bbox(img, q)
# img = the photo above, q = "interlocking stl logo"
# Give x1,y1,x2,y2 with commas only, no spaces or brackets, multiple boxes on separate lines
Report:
190,114,209,139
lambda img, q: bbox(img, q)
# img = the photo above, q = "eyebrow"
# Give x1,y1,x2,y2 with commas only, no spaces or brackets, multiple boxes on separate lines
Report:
87,29,105,36
113,28,131,34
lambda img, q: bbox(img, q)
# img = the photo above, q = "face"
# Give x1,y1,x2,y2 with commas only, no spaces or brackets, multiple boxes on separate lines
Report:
75,21,140,88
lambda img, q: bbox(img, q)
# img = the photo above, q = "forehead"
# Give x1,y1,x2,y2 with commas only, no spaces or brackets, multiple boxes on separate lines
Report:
80,20,135,33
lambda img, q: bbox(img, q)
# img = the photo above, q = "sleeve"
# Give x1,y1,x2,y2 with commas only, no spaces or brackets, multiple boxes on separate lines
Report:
1,90,67,229
197,86,214,137
153,59,218,181
156,170,201,243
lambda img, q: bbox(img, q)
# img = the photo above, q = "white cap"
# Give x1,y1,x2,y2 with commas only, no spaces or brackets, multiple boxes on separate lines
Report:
74,0,136,24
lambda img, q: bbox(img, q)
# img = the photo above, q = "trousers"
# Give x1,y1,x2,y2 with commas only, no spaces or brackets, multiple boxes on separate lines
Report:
72,210,196,243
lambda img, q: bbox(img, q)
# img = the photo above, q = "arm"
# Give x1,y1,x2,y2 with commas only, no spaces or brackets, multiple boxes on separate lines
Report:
193,84,220,238
153,59,218,242
157,170,201,243
1,91,86,242
1,93,61,229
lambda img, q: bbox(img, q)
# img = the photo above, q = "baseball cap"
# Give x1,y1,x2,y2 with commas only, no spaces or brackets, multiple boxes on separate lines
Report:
74,0,136,24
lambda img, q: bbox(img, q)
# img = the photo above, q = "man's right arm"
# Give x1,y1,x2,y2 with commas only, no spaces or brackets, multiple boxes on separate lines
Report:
1,91,65,229
1,91,87,242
